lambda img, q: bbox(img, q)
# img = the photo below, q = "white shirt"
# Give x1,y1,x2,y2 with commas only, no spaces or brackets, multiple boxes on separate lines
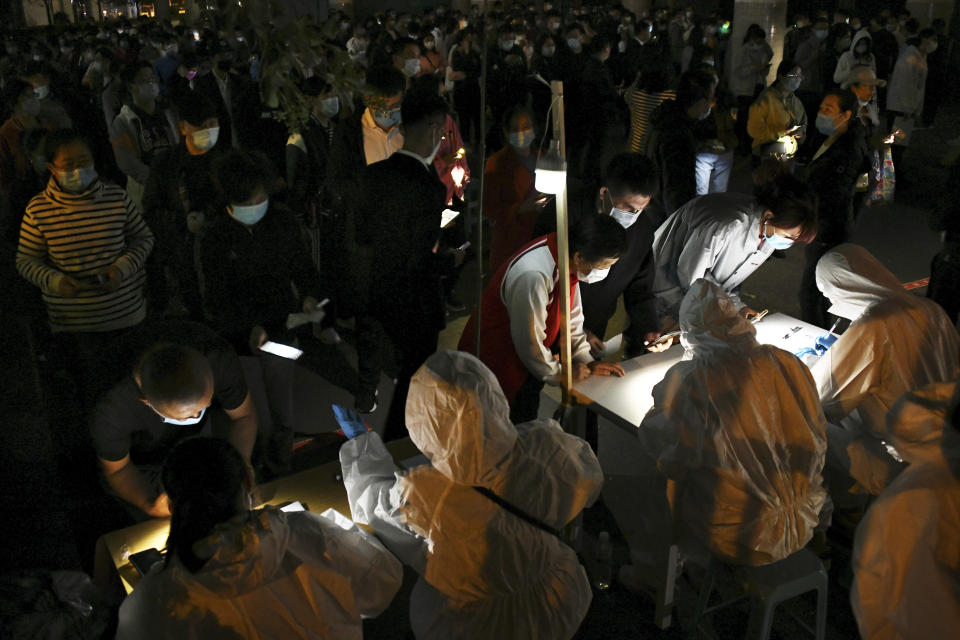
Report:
361,108,403,165
395,148,432,171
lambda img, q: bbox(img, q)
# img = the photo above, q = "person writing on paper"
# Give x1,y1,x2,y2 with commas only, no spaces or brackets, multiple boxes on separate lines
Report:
651,172,818,325
118,437,402,639
620,280,826,580
337,350,603,640
91,323,258,519
811,244,960,497
580,153,671,358
459,215,627,423
851,383,960,640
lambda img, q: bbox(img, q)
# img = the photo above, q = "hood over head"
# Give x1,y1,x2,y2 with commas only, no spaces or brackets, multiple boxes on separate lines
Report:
815,244,907,321
679,279,759,357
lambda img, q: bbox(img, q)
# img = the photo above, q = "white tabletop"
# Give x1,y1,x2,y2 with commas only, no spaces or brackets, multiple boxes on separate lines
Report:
573,313,826,430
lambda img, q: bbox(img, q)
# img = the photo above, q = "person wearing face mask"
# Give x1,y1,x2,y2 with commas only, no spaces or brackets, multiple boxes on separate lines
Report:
110,63,178,207
529,34,562,117
486,27,528,147
419,33,444,76
90,324,259,520
153,36,180,95
795,18,831,123
691,65,738,196
579,154,669,359
833,29,876,86
651,172,818,324
798,89,871,327
730,24,773,155
885,29,936,181
747,60,808,158
868,16,899,86
448,29,482,144
346,25,368,66
647,69,716,222
20,63,73,130
459,214,627,423
821,23,853,92
392,37,423,81
142,92,222,319
0,81,43,222
352,89,454,437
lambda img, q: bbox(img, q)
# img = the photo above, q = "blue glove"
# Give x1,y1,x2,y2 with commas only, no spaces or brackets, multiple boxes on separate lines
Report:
333,404,369,439
794,347,819,359
814,333,838,355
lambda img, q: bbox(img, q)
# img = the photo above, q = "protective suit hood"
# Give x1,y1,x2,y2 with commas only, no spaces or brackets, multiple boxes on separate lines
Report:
886,381,960,466
815,243,907,321
679,279,759,357
849,29,872,54
405,350,518,487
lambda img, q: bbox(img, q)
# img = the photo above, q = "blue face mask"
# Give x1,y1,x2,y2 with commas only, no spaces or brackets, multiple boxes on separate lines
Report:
815,112,837,136
764,222,796,249
373,107,402,129
229,197,269,225
56,165,98,192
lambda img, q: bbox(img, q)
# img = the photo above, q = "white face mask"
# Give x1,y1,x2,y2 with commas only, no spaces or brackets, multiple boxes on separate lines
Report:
618,40,628,53
578,266,611,283
34,84,50,100
157,406,207,426
403,57,421,77
191,126,220,150
424,128,444,164
610,206,641,229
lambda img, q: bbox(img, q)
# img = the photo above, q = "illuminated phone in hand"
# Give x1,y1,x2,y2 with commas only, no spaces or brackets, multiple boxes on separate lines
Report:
260,341,303,360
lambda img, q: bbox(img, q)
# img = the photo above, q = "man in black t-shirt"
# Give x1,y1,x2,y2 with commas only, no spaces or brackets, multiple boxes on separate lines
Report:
90,320,257,519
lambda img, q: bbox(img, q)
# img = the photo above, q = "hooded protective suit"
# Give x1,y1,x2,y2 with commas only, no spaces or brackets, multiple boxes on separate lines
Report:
833,29,877,85
340,350,603,640
640,279,828,566
117,508,403,639
811,244,960,493
851,381,960,640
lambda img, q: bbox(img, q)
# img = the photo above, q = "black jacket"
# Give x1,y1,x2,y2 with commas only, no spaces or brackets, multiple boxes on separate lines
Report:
580,213,659,357
803,121,871,244
649,99,698,217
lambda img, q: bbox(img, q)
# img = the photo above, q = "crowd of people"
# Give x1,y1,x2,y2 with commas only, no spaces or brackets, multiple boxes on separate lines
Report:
1,2,959,638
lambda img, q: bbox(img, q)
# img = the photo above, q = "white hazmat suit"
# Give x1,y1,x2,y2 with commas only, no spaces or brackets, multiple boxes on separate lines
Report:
640,279,828,566
851,381,960,640
117,508,403,639
811,244,960,494
340,350,603,640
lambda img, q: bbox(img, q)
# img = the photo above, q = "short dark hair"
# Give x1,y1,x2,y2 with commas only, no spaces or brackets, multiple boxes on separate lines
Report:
823,88,859,115
1,79,33,120
603,153,659,198
43,128,91,163
299,75,332,96
777,58,800,77
213,149,275,205
755,172,818,243
175,91,218,126
676,70,715,109
400,86,449,129
136,344,214,409
743,23,765,43
120,61,153,90
502,103,537,132
919,27,937,40
363,64,407,97
570,213,628,263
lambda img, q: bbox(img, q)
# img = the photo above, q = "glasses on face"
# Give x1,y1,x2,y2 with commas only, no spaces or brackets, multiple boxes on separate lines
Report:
783,73,803,79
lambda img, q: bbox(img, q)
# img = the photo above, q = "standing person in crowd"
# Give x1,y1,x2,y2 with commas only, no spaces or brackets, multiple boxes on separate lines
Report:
486,24,528,147
730,24,773,156
922,18,948,126
652,173,817,323
799,89,871,327
886,28,937,181
869,15,899,87
692,66,738,196
843,66,886,136
459,215,627,423
569,36,617,180
117,437,402,638
648,69,716,222
795,17,830,123
448,29,482,145
0,80,44,232
626,62,675,155
822,24,854,91
833,29,876,86
338,350,602,640
529,33,562,117
20,61,73,130
141,92,222,319
109,62,178,207
16,129,154,381
392,37,422,82
785,14,811,62
581,153,668,359
419,32,444,77
747,59,807,159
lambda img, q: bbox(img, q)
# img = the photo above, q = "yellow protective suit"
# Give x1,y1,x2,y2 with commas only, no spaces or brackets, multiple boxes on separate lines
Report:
117,508,403,639
340,350,603,640
812,244,960,493
641,279,828,566
851,381,960,639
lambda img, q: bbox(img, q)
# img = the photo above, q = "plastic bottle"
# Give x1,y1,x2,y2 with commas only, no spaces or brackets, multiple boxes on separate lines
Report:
594,531,613,590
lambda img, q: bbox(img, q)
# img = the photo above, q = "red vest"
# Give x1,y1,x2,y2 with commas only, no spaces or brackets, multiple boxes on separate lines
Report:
459,233,578,403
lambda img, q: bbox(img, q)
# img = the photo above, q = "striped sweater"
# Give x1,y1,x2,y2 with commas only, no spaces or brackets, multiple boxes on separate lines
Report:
16,177,154,333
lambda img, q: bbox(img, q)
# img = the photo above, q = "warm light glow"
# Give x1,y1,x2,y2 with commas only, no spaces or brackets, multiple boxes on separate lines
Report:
451,166,465,188
535,168,566,195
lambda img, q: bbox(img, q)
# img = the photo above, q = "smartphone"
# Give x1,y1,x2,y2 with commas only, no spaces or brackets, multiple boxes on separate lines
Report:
441,208,461,228
129,548,165,576
260,341,303,360
280,501,307,512
457,241,471,251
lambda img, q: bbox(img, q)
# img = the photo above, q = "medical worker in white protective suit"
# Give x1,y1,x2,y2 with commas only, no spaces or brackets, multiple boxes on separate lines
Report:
851,381,960,640
117,437,402,640
811,244,960,495
337,350,603,640
634,279,827,567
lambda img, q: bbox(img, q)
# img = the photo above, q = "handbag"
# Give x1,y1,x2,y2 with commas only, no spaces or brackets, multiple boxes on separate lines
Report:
868,145,895,205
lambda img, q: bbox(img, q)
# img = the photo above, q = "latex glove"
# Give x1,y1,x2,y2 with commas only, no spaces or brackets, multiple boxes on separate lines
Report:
814,333,838,355
333,404,369,439
794,347,819,359
286,298,328,329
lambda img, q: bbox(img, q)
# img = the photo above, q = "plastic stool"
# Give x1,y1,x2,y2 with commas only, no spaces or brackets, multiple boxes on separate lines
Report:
688,548,828,640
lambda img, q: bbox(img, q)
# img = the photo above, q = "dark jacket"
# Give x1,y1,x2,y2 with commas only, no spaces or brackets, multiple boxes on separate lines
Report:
803,121,871,244
649,99,698,216
196,202,320,351
286,114,336,224
580,213,659,357
326,109,366,218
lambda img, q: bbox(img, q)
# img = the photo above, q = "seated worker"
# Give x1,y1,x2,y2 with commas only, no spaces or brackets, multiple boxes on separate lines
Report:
624,280,826,572
851,382,960,640
459,214,627,423
91,320,258,519
118,437,402,639
746,59,807,158
651,172,817,324
338,350,603,640
580,153,670,358
811,244,960,496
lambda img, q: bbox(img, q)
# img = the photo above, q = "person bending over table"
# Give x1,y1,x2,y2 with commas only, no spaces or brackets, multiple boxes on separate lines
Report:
337,350,602,640
651,171,817,326
91,320,258,519
620,279,827,585
459,214,626,424
117,437,402,639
